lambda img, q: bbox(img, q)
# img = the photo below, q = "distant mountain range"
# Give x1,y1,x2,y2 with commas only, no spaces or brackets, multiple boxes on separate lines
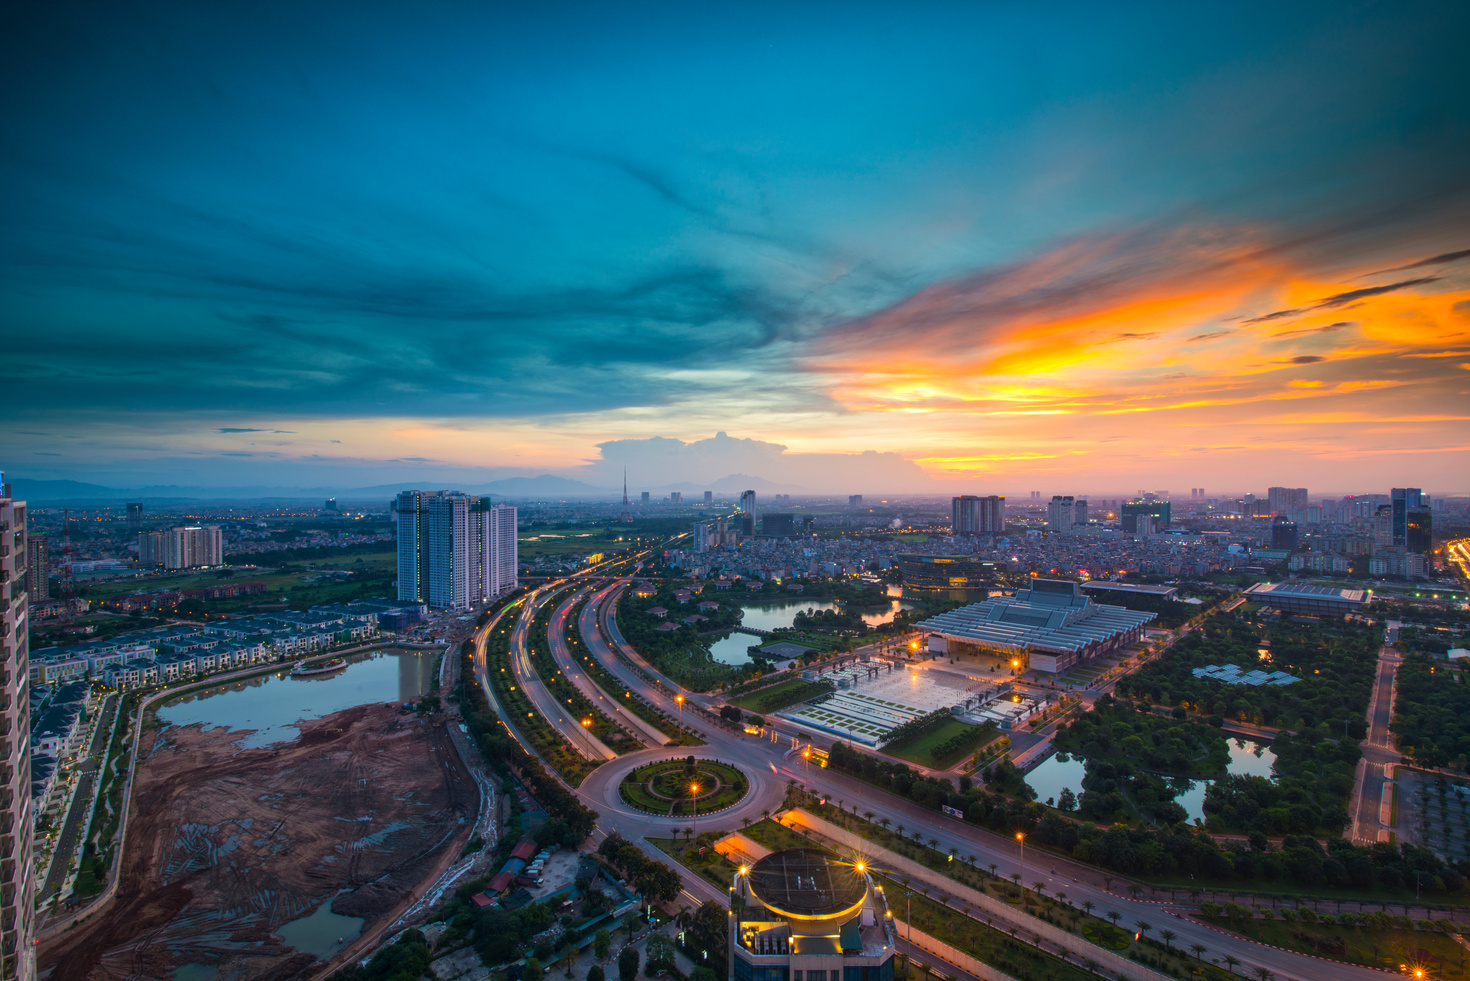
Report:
6,472,810,504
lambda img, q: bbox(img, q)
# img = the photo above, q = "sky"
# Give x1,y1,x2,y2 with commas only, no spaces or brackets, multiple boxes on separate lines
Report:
2,1,1468,496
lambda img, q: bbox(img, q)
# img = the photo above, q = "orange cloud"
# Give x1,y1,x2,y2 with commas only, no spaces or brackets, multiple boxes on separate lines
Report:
806,222,1470,483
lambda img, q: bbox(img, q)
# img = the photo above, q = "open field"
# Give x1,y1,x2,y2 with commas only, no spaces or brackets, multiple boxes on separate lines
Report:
518,530,619,559
42,701,476,980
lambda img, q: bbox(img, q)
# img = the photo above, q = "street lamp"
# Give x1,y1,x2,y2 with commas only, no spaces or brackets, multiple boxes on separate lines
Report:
676,693,684,723
1016,832,1025,901
691,781,701,838
581,718,594,758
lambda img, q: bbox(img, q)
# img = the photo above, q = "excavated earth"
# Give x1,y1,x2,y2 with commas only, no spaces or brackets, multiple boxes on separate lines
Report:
42,701,476,981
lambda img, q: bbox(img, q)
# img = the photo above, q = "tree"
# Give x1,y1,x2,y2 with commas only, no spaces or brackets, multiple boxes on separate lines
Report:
1188,943,1206,961
588,967,605,981
1106,911,1122,928
1135,921,1152,939
624,912,641,941
1159,929,1176,950
689,901,729,966
562,939,578,977
1253,970,1274,981
525,959,545,981
1081,900,1095,917
618,948,640,981
1223,954,1240,975
595,929,612,962
645,933,676,975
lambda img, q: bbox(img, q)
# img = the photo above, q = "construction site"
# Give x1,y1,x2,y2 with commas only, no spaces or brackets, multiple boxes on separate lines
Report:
41,700,478,981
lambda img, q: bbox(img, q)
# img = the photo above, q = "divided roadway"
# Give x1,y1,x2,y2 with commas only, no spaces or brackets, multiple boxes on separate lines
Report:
568,579,1392,981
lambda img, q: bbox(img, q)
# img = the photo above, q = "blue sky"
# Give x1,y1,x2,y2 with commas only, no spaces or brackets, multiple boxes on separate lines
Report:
3,1,1467,493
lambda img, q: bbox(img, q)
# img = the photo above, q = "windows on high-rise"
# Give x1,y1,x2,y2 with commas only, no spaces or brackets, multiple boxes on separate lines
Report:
1391,488,1423,547
395,491,517,609
951,495,1004,535
0,473,36,980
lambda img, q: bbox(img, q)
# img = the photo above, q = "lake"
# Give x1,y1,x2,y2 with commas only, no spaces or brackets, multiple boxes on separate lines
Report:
1025,737,1277,824
157,648,437,748
705,598,918,665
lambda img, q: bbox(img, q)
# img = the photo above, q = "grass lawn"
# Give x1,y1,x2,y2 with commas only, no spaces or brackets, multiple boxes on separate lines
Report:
1214,917,1470,978
620,761,747,816
884,719,995,769
730,678,833,713
648,836,744,890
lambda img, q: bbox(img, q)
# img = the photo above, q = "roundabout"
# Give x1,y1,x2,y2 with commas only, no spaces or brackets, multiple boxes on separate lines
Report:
620,758,747,816
577,748,788,829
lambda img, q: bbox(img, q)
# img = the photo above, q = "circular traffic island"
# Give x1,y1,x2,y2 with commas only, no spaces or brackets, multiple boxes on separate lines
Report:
620,758,748,817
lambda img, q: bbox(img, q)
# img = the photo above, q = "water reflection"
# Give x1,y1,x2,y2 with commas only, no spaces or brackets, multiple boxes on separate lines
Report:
158,648,437,748
738,600,836,632
1025,738,1277,823
704,598,917,665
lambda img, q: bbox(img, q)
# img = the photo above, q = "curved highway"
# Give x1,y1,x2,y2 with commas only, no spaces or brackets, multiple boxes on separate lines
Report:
471,545,1393,981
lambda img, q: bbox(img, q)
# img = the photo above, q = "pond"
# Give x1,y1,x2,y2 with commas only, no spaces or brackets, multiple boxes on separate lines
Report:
703,598,918,665
276,897,364,959
1025,737,1278,824
157,648,437,748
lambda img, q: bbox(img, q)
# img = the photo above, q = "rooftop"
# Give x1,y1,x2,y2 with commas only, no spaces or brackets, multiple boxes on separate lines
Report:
746,848,866,920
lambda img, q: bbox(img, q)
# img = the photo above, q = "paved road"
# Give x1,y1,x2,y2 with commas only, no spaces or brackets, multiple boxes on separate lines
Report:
37,693,120,905
546,587,669,748
568,581,1394,981
507,583,618,761
1352,639,1403,844
469,565,1379,981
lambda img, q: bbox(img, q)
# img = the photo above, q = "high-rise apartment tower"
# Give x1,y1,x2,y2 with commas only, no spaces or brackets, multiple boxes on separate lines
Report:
0,474,36,980
25,532,48,601
952,495,1005,535
395,491,517,609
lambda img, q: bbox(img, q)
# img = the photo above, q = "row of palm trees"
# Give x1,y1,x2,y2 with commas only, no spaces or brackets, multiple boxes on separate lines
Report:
769,795,1291,979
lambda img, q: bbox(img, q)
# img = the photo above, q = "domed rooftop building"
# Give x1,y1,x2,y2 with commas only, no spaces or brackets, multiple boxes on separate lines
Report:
729,848,895,981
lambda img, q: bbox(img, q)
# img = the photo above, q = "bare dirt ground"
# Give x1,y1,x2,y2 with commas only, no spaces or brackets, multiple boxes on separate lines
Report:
41,701,477,981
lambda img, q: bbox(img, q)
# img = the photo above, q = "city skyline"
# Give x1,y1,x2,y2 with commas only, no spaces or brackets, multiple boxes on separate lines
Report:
1,3,1467,493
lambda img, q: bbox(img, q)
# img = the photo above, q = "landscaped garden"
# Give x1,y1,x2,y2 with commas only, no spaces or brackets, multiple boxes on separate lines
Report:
619,758,747,816
885,717,1000,769
729,678,833,714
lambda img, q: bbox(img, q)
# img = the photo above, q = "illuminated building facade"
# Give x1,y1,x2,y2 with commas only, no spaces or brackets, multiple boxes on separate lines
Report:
729,849,894,981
